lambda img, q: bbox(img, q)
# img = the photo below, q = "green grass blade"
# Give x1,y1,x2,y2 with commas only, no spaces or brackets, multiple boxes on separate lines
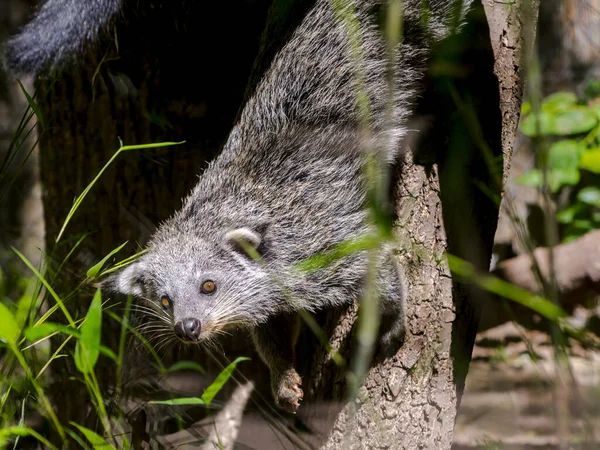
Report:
12,247,75,326
17,80,44,130
24,322,81,342
74,289,103,374
149,397,206,406
86,241,128,278
163,361,206,374
56,141,184,243
0,302,19,345
70,422,116,449
0,426,59,450
120,141,185,151
201,357,250,405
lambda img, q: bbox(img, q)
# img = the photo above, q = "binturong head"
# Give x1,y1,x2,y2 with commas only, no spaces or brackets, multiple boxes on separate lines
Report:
102,227,279,346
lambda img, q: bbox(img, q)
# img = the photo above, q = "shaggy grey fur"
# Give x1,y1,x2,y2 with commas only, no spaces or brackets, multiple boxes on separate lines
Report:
5,0,471,410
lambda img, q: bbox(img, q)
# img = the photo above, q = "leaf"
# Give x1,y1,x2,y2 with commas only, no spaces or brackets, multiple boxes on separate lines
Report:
516,169,542,187
163,361,206,374
15,288,34,328
557,203,583,224
551,107,598,135
17,80,44,129
70,423,115,449
520,101,531,115
542,91,578,109
548,140,581,170
0,301,19,345
579,148,600,173
74,289,103,374
519,110,552,136
201,356,250,405
0,426,58,450
577,186,600,207
86,241,128,278
149,397,206,406
25,322,81,342
520,107,597,136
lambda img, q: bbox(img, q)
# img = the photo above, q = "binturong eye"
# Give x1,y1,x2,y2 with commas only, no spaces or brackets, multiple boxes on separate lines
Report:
160,296,171,310
201,280,216,295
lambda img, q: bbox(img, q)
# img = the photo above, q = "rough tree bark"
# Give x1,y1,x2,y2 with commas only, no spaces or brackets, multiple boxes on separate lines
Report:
27,0,535,448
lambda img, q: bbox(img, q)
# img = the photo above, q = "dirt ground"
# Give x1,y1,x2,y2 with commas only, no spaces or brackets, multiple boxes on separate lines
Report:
453,315,600,450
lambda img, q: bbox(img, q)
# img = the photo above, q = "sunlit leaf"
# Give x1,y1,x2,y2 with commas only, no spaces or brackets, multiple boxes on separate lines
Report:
0,302,19,345
25,322,80,342
542,91,577,109
86,241,128,278
74,289,103,374
557,204,583,224
521,107,597,136
201,356,250,405
548,140,581,169
579,148,600,173
163,361,206,374
577,186,600,207
448,255,566,322
70,422,115,449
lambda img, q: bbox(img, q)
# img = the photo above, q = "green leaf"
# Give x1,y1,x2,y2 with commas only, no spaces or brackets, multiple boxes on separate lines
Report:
577,186,600,207
201,356,250,405
70,423,115,449
549,168,580,192
0,301,20,345
520,107,597,136
551,107,598,135
516,169,542,187
542,92,578,109
163,361,206,374
15,288,34,328
557,203,583,224
74,289,103,374
25,322,81,342
0,426,58,450
149,397,206,406
86,241,128,278
548,140,581,170
579,148,600,173
520,101,531,115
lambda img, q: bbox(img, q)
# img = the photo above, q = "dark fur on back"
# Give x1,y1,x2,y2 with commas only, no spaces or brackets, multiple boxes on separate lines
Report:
3,0,122,74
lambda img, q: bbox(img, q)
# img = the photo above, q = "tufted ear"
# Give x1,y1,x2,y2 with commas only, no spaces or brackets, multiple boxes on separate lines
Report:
224,227,263,258
100,262,146,297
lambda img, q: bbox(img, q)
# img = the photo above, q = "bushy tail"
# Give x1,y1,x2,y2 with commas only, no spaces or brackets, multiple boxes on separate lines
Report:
3,0,123,75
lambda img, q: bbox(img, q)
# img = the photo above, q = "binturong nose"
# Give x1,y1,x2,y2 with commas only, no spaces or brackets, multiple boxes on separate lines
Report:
174,317,201,341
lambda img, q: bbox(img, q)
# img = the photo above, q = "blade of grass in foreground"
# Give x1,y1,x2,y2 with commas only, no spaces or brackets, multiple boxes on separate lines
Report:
447,254,567,322
56,140,185,243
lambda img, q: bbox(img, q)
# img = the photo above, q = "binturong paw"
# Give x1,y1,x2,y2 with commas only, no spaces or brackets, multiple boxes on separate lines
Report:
272,367,304,412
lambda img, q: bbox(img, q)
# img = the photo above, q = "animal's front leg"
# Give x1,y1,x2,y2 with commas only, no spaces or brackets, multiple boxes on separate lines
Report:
251,313,303,412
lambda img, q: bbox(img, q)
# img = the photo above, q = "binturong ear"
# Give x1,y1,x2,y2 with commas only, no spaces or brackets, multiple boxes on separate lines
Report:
100,262,146,297
224,227,263,258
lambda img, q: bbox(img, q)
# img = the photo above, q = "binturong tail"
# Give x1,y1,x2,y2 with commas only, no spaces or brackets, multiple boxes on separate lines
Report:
3,0,123,75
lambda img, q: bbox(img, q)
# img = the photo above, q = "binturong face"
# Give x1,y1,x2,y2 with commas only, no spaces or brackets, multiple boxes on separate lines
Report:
104,227,278,347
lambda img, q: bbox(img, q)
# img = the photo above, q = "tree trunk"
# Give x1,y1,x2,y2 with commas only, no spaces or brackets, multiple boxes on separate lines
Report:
30,0,534,448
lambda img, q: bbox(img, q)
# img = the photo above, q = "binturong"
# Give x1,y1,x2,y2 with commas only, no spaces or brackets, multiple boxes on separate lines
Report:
5,0,472,411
